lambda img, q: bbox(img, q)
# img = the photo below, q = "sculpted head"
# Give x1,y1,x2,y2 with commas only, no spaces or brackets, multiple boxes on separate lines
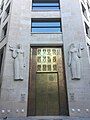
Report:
70,43,75,49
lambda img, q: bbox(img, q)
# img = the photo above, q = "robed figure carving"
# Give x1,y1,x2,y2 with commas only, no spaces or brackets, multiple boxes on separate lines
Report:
9,44,25,80
68,43,84,80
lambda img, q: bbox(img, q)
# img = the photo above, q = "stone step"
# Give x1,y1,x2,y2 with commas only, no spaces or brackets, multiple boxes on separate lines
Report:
1,116,90,120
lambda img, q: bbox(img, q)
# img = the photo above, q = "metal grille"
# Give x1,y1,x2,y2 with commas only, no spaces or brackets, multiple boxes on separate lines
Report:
36,48,61,72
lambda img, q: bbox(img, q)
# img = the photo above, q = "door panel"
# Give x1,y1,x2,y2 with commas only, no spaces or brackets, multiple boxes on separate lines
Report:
47,73,59,115
36,73,59,115
36,74,47,115
28,47,68,116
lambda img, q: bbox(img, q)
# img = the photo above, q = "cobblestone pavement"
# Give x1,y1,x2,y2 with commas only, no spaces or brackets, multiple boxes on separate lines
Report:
0,116,90,120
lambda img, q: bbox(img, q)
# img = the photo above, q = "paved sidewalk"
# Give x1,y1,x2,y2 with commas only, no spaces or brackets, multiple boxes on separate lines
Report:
0,116,90,120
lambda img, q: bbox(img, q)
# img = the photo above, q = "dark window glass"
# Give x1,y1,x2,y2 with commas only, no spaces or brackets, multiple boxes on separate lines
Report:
4,3,10,20
87,44,90,57
0,0,4,13
6,4,10,15
89,46,90,57
81,3,88,20
31,18,62,33
0,18,1,24
85,23,89,34
85,22,90,38
1,3,4,11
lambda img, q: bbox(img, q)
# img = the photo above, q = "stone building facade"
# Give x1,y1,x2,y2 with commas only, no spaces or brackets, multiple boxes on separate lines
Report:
0,0,90,118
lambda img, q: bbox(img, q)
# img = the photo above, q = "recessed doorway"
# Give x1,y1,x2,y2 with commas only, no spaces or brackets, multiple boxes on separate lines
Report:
27,47,68,116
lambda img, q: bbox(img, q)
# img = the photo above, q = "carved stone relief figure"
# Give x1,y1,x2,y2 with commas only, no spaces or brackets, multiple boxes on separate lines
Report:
9,44,25,80
68,43,84,80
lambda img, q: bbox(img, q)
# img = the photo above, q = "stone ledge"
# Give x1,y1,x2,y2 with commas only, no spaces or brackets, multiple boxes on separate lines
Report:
0,116,90,120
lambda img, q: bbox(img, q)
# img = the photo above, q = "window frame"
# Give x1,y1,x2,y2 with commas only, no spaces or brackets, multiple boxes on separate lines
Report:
3,3,10,22
85,22,90,38
0,2,4,14
81,3,88,20
31,18,62,33
32,0,60,11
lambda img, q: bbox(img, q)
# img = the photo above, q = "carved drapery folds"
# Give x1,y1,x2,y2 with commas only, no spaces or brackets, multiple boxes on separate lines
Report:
68,43,84,80
9,44,25,81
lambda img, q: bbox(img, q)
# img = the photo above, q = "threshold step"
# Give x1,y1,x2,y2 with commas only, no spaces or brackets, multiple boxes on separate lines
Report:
1,116,90,120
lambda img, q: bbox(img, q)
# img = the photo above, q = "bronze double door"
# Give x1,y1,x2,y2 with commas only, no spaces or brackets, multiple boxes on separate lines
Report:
28,47,68,116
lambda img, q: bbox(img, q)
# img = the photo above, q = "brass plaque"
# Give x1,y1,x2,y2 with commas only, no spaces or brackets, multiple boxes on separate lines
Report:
36,48,62,72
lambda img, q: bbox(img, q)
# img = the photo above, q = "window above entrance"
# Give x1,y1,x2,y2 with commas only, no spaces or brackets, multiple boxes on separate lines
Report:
32,0,60,11
31,18,62,33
